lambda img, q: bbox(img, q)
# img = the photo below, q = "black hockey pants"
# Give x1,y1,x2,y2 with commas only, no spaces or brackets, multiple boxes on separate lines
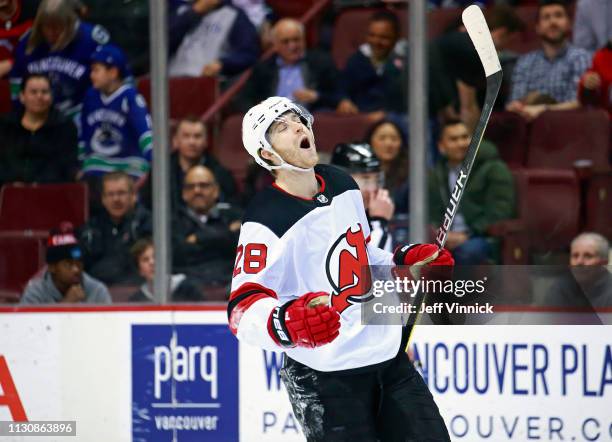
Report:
280,351,451,442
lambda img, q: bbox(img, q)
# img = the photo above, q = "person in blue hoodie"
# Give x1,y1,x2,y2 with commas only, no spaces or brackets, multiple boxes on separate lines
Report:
9,0,110,119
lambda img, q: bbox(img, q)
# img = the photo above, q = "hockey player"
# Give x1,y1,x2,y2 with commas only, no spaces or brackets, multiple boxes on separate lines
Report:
331,142,394,251
228,97,453,441
79,44,152,180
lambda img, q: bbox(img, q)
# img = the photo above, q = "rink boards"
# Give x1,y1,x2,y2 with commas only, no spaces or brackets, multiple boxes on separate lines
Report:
0,306,610,442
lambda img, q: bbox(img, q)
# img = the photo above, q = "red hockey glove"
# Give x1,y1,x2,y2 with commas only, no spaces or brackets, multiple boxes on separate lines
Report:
393,243,454,266
392,243,455,285
268,292,340,349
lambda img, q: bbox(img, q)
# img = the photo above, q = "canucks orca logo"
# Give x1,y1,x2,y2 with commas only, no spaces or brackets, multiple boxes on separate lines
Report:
91,123,123,156
325,224,372,313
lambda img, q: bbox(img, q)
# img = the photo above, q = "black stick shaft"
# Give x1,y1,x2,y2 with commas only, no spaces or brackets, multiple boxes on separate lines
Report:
434,70,503,249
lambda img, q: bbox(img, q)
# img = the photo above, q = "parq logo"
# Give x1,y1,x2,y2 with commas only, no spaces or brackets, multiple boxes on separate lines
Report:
131,325,238,442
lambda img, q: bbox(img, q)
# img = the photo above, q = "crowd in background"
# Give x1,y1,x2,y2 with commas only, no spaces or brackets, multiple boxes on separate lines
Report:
0,0,610,305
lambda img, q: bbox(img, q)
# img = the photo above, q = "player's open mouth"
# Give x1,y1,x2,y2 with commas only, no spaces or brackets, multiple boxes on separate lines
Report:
300,137,311,149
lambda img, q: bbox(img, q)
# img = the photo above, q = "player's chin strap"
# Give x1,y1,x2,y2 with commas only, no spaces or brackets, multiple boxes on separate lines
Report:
266,149,314,173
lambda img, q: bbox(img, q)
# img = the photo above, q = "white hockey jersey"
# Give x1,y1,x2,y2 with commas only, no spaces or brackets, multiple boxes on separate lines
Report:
228,165,406,372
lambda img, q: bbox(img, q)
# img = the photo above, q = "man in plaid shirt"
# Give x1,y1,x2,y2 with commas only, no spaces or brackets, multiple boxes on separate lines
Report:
507,0,591,121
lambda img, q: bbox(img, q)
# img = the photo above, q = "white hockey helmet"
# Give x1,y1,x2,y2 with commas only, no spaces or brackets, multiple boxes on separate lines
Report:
242,96,314,171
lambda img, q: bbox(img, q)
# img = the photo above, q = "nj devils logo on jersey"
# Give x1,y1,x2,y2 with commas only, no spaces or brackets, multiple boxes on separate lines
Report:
325,224,372,313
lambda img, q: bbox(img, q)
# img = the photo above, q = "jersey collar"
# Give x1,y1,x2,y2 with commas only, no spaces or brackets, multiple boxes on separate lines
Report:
271,174,328,204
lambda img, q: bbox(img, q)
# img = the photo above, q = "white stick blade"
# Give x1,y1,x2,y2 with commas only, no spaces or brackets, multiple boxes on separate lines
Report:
462,5,501,77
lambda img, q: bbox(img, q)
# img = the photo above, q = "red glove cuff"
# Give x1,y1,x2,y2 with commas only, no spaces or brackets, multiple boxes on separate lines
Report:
393,244,454,266
268,292,341,348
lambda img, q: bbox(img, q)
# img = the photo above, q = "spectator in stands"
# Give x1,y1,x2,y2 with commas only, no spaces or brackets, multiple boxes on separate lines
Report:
9,0,111,118
365,119,410,214
172,165,240,283
337,10,406,121
569,232,610,266
431,5,525,129
578,39,612,117
141,116,236,210
21,223,111,304
79,45,152,182
128,238,204,302
506,0,591,121
0,0,35,78
78,171,152,285
429,119,515,264
573,0,612,52
239,18,342,112
544,232,611,308
169,0,259,77
0,73,78,187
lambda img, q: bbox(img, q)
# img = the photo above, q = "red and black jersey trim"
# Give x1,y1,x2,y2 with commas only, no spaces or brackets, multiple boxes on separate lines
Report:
271,173,325,202
242,164,359,238
227,282,278,335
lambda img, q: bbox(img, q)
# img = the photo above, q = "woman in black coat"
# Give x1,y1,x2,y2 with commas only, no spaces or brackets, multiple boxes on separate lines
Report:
0,73,78,187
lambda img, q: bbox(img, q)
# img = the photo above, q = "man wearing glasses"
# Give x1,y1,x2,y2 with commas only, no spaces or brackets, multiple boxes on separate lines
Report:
172,165,241,283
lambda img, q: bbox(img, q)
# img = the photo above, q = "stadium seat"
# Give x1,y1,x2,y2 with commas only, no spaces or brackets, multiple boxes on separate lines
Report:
267,0,320,17
0,183,89,232
137,76,219,120
584,172,612,240
215,114,251,189
312,112,374,153
505,5,540,54
0,235,45,302
527,109,610,171
487,170,529,264
0,78,11,115
490,169,581,263
521,168,581,256
485,111,528,168
108,285,139,303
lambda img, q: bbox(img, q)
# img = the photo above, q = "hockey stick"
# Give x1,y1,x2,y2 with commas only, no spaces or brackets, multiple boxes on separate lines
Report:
434,5,503,249
404,5,503,333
